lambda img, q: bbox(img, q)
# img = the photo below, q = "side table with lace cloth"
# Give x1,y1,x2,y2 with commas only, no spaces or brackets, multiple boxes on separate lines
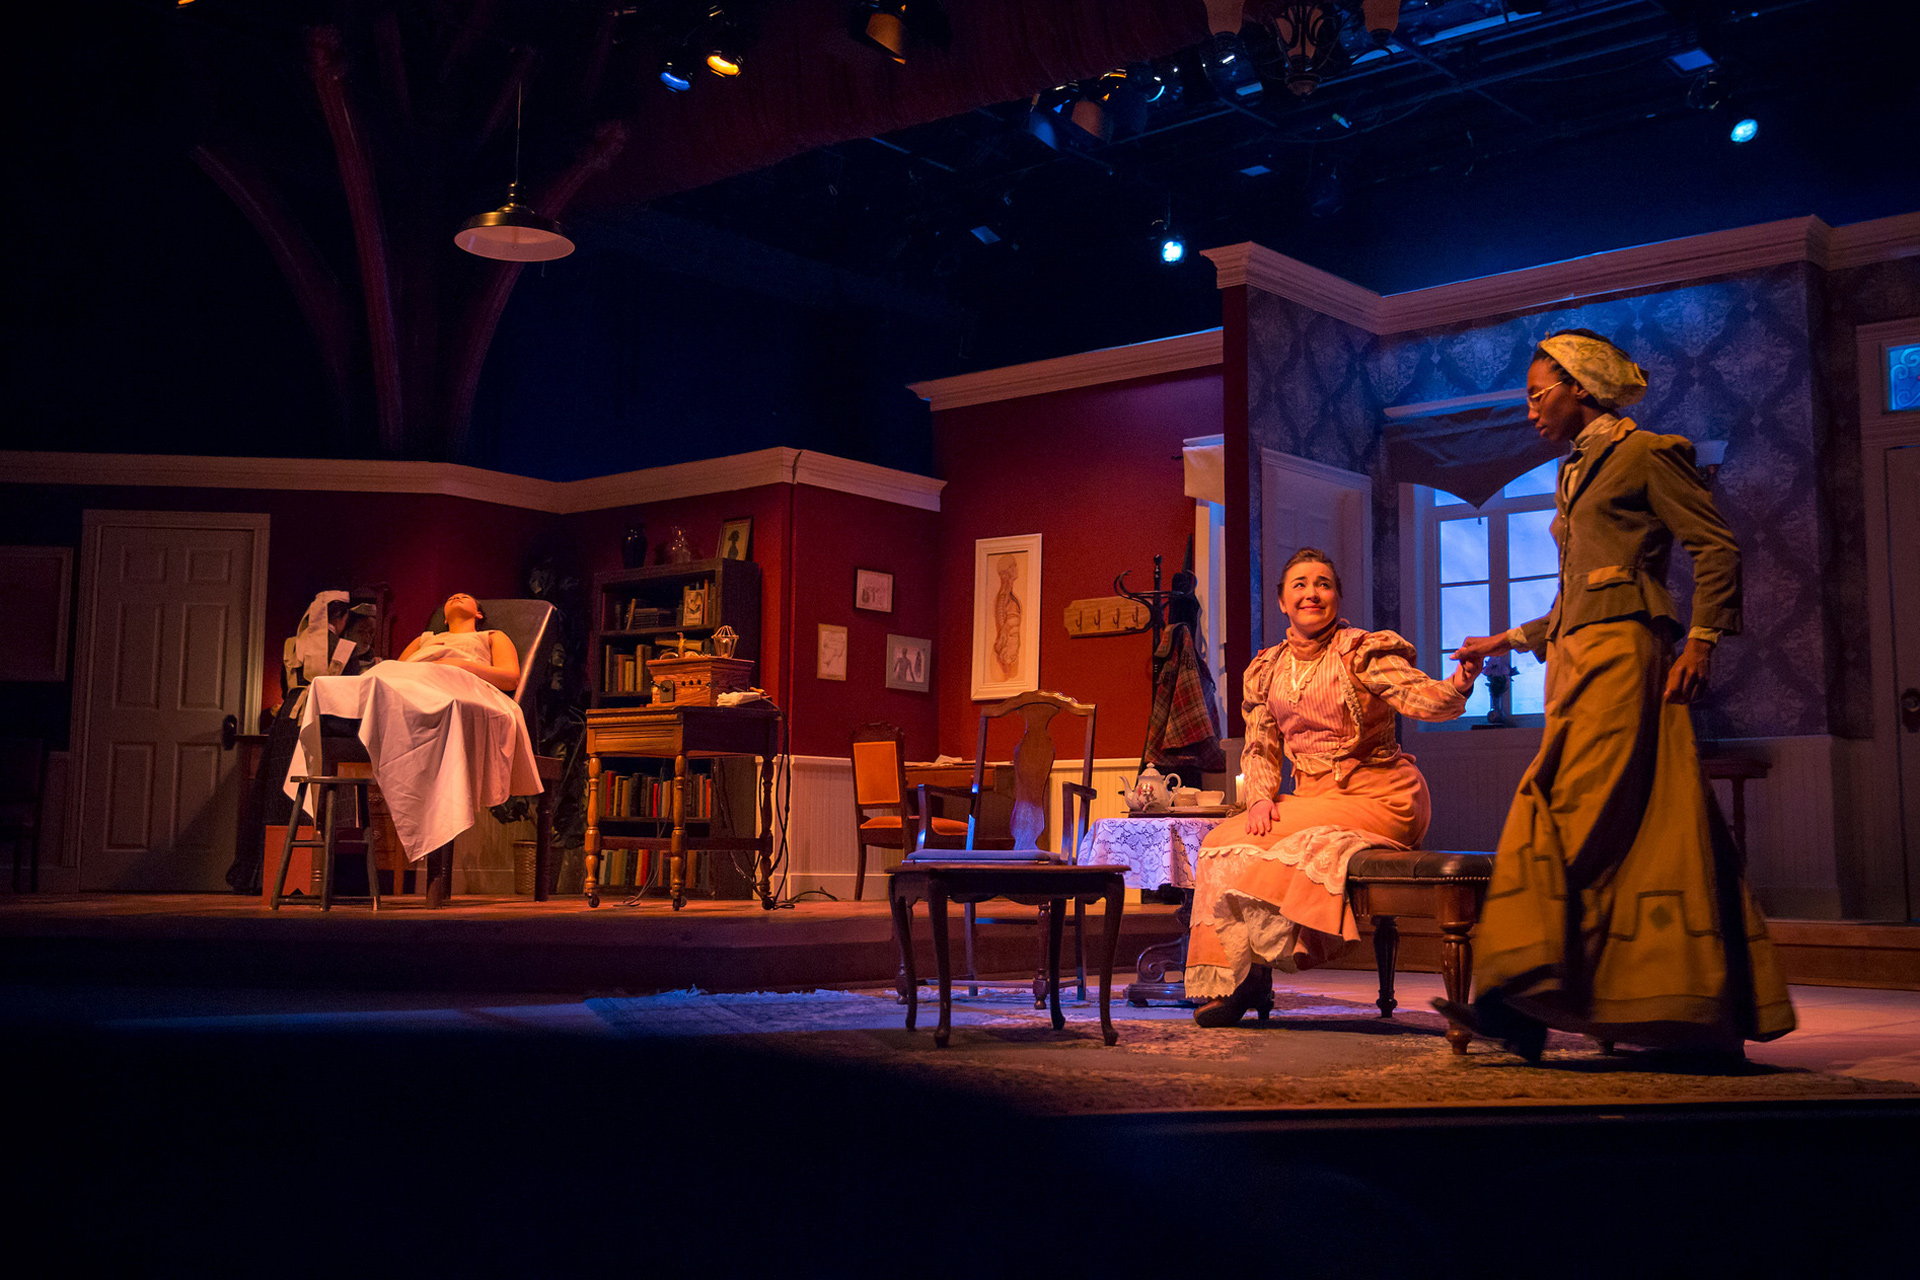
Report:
1077,814,1223,1007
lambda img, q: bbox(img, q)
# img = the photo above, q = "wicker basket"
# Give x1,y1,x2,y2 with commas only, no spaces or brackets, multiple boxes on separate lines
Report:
645,655,755,707
513,839,538,896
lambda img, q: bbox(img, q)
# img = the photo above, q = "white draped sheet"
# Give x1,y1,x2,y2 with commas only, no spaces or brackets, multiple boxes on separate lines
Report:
285,661,542,862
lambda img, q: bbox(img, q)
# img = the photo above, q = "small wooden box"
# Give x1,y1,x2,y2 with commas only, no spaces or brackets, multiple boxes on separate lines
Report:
645,655,755,707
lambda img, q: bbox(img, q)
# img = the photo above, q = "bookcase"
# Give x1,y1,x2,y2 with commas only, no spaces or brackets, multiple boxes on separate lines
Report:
590,559,761,706
584,559,768,905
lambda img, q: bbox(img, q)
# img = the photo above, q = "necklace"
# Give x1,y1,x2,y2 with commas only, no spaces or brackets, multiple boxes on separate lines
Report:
1283,647,1326,703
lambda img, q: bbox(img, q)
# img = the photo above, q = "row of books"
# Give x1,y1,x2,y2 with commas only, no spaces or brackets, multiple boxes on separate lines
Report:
597,848,715,892
609,598,678,630
603,644,654,693
600,770,717,821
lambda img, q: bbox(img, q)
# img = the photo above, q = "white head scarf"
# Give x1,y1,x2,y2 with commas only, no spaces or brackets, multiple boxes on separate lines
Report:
1538,332,1648,409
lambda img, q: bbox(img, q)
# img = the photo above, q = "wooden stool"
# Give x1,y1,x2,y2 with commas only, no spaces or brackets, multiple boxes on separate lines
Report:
1344,849,1495,1054
271,775,380,911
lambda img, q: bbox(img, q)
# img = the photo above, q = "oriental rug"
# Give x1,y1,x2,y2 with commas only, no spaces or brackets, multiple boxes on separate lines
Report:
586,984,1920,1114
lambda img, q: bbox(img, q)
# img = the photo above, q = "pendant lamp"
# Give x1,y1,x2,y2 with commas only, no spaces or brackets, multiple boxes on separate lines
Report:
456,85,574,262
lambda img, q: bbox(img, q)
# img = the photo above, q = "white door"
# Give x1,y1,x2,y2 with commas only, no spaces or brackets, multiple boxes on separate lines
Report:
1261,450,1372,648
74,513,268,890
1889,445,1920,919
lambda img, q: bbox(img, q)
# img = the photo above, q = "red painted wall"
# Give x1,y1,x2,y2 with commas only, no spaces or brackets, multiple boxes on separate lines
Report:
784,485,941,759
567,484,795,717
0,482,557,733
930,368,1224,760
562,482,939,758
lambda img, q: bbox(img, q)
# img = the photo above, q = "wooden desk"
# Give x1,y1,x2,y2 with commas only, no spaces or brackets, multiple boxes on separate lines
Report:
584,704,781,910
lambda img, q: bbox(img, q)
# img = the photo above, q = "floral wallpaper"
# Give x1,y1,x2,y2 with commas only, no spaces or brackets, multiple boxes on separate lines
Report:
1244,256,1917,741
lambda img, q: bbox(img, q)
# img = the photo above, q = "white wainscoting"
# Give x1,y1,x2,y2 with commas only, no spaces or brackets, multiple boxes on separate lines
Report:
1404,727,1541,853
774,756,1147,901
1408,728,1852,919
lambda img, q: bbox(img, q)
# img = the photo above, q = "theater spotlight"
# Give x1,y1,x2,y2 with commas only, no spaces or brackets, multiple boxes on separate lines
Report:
1160,233,1188,265
704,6,746,77
1730,116,1759,143
660,46,697,91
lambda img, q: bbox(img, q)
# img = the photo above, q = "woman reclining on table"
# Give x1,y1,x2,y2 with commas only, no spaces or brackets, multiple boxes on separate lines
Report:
396,592,522,691
287,592,541,897
1188,549,1482,1027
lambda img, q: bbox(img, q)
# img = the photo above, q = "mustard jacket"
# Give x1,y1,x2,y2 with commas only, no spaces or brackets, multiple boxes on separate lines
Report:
1516,415,1741,652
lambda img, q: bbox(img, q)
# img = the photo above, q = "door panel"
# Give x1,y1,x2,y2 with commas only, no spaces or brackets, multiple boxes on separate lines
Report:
80,520,259,890
1888,445,1920,918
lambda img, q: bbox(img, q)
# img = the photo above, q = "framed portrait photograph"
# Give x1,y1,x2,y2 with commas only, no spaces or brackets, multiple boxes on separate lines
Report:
680,582,709,628
884,634,931,693
854,568,893,613
717,517,752,561
816,623,848,681
970,534,1041,700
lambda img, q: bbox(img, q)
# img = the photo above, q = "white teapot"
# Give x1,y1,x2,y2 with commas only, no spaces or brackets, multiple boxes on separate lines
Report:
1124,764,1181,813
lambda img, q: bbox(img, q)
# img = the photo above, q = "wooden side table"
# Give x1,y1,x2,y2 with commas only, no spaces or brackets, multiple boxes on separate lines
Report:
583,703,781,910
1701,755,1769,854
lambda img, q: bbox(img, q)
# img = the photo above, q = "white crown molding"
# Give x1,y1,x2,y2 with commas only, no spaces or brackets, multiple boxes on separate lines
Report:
1202,243,1380,330
1826,211,1920,271
0,445,945,514
1199,211,1920,337
558,448,800,513
793,451,946,512
908,328,1222,411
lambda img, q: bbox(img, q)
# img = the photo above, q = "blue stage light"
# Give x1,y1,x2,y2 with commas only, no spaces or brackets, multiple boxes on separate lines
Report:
1160,235,1187,265
661,67,692,91
1730,117,1758,143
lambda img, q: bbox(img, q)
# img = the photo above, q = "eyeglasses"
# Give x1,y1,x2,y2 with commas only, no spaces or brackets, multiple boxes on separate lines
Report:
1526,380,1571,406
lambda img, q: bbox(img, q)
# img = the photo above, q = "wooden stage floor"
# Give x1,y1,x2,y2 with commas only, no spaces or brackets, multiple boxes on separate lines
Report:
4,890,1915,993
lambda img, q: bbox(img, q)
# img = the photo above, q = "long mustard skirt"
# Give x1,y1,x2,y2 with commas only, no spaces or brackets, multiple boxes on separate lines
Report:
1474,620,1795,1047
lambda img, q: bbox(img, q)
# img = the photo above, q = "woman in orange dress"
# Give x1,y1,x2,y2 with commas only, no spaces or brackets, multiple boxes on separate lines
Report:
1189,548,1482,1026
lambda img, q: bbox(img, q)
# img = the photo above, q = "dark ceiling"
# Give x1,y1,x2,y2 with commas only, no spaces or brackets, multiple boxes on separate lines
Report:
14,0,1919,475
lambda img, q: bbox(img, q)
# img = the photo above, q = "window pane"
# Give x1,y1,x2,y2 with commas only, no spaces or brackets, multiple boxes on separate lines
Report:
1433,487,1468,507
1510,575,1557,629
1502,458,1560,498
1463,677,1491,720
1507,509,1557,579
1891,343,1919,412
1439,517,1489,584
1441,584,1489,651
1508,650,1547,716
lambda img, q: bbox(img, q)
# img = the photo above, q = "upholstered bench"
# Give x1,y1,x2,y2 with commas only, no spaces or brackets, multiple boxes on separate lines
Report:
1345,849,1496,1055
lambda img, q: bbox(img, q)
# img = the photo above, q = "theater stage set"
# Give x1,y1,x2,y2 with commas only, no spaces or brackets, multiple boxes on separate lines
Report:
10,0,1920,1272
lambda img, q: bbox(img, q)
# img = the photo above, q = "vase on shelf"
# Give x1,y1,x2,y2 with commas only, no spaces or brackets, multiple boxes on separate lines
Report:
664,527,693,564
621,523,649,570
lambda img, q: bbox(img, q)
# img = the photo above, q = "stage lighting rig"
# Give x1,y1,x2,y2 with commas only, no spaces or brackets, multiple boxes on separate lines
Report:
846,2,951,64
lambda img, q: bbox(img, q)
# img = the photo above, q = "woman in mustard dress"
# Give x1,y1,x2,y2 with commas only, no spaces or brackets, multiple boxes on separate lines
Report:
1190,549,1482,1026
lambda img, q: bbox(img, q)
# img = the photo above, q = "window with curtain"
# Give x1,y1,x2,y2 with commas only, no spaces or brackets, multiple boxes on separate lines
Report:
1410,459,1561,724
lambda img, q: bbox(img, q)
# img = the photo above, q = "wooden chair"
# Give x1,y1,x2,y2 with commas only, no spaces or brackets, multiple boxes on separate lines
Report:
850,722,967,901
897,690,1102,1004
312,599,563,905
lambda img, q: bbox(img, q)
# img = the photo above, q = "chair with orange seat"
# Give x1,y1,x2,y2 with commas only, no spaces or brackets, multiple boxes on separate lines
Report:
850,722,967,901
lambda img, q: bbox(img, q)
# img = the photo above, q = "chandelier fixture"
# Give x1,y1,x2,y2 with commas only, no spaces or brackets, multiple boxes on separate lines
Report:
1268,2,1344,97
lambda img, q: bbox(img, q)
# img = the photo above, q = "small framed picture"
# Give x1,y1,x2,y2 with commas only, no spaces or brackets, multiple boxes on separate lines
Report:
718,517,752,561
854,568,894,613
681,582,709,628
816,623,848,681
884,634,931,693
